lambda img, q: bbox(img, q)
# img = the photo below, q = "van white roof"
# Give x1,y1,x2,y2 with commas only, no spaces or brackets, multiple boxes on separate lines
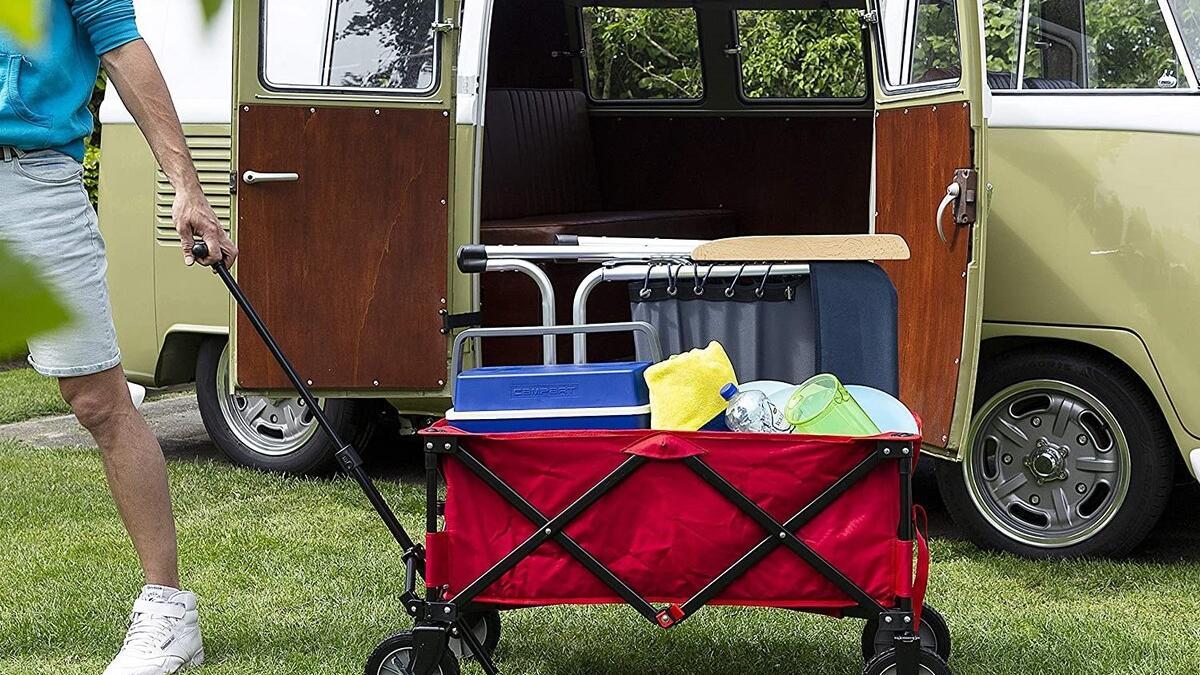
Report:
99,0,233,125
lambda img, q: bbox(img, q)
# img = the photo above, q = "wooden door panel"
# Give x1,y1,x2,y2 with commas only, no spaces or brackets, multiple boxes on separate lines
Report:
236,105,450,390
875,103,972,446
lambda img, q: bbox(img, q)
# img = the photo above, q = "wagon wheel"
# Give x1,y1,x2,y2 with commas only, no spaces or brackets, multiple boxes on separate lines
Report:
449,610,501,660
862,647,950,675
365,631,460,675
861,605,950,662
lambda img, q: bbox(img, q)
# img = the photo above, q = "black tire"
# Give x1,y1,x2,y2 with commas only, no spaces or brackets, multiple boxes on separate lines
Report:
196,338,375,474
449,610,500,660
937,347,1175,558
862,605,950,662
365,631,460,675
862,648,950,675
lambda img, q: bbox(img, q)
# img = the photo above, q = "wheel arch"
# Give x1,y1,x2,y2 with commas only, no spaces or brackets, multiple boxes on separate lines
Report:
155,326,227,387
979,324,1194,474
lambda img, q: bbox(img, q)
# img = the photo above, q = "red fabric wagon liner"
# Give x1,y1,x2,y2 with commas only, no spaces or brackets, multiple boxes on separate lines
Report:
423,422,921,614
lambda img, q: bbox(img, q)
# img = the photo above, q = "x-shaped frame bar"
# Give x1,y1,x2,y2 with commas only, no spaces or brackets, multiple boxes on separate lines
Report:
441,440,903,631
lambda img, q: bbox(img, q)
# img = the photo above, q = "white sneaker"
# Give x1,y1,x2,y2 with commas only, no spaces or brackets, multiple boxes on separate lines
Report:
127,382,147,410
104,585,205,675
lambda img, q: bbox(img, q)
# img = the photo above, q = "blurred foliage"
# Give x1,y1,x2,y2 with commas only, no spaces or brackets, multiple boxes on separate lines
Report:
0,1,68,355
0,244,70,358
0,0,41,45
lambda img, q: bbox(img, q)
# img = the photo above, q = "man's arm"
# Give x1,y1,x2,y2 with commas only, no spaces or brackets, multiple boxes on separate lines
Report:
100,39,237,267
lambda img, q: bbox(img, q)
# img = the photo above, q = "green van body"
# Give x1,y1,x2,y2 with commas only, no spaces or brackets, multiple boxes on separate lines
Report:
97,0,1199,556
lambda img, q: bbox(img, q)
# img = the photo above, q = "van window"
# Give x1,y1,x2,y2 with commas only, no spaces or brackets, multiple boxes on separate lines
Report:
878,0,962,88
983,0,1024,88
261,0,438,93
735,9,867,99
1022,0,1185,89
1168,0,1200,68
581,6,704,100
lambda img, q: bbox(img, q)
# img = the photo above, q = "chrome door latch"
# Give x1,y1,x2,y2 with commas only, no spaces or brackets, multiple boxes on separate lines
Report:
859,9,879,25
431,19,456,33
935,168,978,243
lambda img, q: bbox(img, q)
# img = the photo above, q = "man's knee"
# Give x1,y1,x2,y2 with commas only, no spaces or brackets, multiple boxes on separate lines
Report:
61,374,135,434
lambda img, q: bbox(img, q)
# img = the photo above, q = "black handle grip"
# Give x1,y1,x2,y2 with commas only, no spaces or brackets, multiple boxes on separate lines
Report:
456,244,488,274
191,241,210,261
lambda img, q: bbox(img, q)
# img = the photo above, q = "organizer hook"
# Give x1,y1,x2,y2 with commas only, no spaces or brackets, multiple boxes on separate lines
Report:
694,264,714,296
666,264,681,297
639,263,655,299
755,264,774,299
725,264,747,298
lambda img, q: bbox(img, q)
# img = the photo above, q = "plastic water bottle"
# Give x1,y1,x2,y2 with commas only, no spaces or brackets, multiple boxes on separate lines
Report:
720,383,794,433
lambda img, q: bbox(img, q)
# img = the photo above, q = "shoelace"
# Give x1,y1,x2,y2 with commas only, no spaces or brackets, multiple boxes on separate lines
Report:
122,604,181,655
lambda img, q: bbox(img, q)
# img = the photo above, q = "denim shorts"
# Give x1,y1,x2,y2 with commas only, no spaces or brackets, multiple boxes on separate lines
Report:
0,147,121,378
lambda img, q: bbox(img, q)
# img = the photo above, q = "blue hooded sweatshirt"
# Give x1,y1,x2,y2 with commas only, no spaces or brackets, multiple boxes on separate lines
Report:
0,0,142,161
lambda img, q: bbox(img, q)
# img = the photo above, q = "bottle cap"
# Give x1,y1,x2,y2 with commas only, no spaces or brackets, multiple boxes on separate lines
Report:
720,383,738,400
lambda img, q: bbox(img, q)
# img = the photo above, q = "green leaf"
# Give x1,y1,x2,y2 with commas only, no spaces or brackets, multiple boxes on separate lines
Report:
0,0,43,46
199,0,226,23
0,240,71,358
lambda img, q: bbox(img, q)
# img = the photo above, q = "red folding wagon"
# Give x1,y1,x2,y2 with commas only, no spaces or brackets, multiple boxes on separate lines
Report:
195,240,951,675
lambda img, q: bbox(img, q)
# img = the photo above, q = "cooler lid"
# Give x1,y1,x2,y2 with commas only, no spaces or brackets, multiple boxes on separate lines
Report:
454,361,651,412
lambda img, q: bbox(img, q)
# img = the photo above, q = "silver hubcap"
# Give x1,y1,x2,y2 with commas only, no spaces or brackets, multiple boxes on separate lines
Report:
377,646,443,675
215,345,319,456
963,380,1131,548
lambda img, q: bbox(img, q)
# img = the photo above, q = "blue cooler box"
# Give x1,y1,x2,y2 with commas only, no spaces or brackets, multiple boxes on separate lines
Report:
448,362,652,433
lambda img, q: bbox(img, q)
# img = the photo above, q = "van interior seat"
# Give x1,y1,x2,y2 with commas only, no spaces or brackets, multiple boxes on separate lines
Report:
480,88,736,245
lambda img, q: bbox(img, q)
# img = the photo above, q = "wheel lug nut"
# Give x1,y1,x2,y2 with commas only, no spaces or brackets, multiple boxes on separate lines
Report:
1076,483,1087,494
1030,495,1041,505
1031,417,1042,427
1077,434,1087,445
1002,454,1013,465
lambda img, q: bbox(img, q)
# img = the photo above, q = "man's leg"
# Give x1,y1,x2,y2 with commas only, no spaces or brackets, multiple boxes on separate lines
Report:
59,365,179,588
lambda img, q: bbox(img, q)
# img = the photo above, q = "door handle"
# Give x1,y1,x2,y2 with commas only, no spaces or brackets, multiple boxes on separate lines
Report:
935,168,978,244
935,183,961,244
243,171,299,185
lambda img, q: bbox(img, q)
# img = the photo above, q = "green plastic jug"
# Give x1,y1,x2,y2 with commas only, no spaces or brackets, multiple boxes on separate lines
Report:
784,373,881,436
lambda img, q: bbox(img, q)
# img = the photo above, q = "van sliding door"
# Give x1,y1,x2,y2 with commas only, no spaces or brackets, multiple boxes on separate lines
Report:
868,0,987,457
230,0,455,393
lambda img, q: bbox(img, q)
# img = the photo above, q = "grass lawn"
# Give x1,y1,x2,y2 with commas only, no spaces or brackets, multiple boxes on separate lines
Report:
2,436,1199,675
0,367,69,424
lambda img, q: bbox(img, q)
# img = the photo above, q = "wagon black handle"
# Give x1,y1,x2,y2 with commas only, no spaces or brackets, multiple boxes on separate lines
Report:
191,241,218,266
191,237,415,553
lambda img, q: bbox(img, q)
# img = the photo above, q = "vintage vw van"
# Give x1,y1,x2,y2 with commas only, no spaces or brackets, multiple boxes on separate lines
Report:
96,0,1199,559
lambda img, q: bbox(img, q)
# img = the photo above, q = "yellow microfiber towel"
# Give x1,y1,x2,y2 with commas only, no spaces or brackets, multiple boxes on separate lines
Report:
644,341,737,431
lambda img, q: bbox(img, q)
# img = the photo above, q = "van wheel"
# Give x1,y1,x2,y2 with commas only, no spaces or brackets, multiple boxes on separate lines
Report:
195,338,374,474
937,348,1174,558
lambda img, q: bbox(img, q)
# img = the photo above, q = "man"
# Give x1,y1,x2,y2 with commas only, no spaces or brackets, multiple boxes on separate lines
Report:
0,1,236,673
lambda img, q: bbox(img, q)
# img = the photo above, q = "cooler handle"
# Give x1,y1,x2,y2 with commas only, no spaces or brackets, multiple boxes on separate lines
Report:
451,322,663,380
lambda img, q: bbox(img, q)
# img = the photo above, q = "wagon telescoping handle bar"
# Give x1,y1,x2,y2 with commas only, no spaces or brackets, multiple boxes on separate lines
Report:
190,242,416,554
